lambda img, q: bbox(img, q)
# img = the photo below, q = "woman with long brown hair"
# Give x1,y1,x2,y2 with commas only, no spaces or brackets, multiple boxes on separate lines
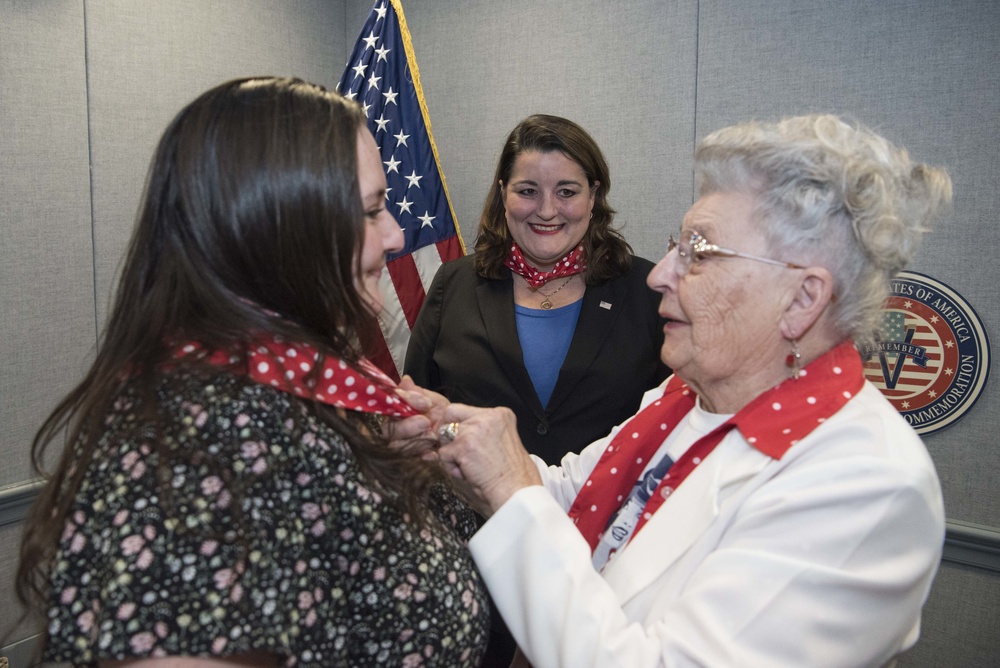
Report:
16,77,488,668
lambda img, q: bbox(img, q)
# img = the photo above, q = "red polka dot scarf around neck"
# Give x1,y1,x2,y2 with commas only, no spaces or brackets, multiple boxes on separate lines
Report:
171,336,418,418
503,242,587,288
567,340,865,552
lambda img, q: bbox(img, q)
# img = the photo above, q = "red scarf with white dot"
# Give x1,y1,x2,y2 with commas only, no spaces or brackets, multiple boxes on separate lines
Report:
503,242,587,288
567,341,864,552
171,337,418,417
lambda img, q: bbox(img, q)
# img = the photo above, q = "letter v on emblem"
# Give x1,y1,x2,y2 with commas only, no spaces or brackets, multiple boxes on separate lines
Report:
878,327,916,390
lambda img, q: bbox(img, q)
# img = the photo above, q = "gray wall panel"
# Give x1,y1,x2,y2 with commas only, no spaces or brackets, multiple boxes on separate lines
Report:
0,0,95,487
898,561,1000,666
84,0,350,323
696,0,1000,527
0,521,42,660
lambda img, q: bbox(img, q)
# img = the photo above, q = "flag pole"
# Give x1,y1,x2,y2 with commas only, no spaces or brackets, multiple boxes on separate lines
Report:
389,0,465,253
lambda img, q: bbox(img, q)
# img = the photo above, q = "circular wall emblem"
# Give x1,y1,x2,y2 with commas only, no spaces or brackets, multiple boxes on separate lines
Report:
859,271,990,435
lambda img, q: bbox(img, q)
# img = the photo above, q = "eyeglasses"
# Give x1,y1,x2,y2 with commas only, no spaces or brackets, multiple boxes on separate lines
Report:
667,229,807,276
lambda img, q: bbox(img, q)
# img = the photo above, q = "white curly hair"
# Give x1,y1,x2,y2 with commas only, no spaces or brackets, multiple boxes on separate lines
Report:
694,114,952,346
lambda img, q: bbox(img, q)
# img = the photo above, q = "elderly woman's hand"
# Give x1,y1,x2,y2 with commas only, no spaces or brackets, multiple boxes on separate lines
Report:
434,403,543,517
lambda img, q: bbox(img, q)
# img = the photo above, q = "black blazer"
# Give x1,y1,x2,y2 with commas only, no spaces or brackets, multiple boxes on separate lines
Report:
404,255,669,464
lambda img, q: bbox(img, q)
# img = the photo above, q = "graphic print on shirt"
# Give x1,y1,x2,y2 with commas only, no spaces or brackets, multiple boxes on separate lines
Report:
592,452,675,570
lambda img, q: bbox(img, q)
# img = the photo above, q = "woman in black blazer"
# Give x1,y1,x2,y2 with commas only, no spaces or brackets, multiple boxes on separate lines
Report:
404,115,668,667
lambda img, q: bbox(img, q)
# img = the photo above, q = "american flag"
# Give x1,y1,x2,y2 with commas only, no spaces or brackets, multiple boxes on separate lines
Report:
338,0,464,380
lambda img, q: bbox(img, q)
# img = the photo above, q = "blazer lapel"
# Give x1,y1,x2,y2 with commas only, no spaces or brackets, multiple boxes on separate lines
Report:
600,437,772,605
544,279,623,415
476,277,546,419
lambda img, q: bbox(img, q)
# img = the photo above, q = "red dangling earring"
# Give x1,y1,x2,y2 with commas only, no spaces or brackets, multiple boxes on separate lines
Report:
786,339,802,380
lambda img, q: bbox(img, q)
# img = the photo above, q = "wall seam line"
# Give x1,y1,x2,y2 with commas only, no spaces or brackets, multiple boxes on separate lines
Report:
83,0,99,341
691,0,700,204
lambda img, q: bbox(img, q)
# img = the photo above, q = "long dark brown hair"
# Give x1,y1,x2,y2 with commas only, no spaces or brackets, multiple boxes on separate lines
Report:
474,114,634,283
16,77,446,613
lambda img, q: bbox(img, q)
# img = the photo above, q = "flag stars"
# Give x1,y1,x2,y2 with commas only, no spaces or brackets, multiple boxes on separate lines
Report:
362,31,379,50
367,72,381,90
362,102,372,117
418,211,436,228
374,114,390,133
393,129,409,147
383,155,401,173
352,60,367,80
344,90,358,101
396,197,413,214
382,87,399,106
374,3,387,20
404,170,423,189
375,45,390,62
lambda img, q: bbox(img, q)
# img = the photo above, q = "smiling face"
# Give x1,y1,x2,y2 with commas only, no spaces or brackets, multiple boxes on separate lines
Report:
355,127,404,313
647,191,801,410
501,150,596,271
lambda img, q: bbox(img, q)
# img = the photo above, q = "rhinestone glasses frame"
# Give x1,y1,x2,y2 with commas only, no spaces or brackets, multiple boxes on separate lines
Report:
667,229,806,276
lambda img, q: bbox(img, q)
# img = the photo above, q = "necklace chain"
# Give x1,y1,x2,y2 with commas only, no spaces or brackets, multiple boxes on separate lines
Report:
533,276,574,310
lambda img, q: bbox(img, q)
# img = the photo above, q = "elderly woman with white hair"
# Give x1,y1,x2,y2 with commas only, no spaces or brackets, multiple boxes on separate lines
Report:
396,114,953,667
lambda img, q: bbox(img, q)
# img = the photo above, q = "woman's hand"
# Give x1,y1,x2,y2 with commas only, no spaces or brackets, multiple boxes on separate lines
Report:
384,375,450,453
385,379,541,515
434,403,542,517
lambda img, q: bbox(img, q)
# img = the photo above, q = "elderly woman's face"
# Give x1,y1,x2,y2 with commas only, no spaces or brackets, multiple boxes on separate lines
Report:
501,150,595,271
647,191,798,396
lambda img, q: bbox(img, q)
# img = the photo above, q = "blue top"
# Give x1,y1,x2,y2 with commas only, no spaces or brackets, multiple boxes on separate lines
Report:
515,299,584,408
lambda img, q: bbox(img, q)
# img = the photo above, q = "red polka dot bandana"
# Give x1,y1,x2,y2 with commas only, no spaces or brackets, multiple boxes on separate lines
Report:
568,341,864,552
503,243,587,288
172,337,418,417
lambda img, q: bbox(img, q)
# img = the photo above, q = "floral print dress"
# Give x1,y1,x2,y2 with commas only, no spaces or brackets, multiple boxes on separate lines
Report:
45,371,489,667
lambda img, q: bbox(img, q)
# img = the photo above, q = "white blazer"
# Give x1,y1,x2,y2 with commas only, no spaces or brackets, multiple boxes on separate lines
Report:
469,380,945,668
